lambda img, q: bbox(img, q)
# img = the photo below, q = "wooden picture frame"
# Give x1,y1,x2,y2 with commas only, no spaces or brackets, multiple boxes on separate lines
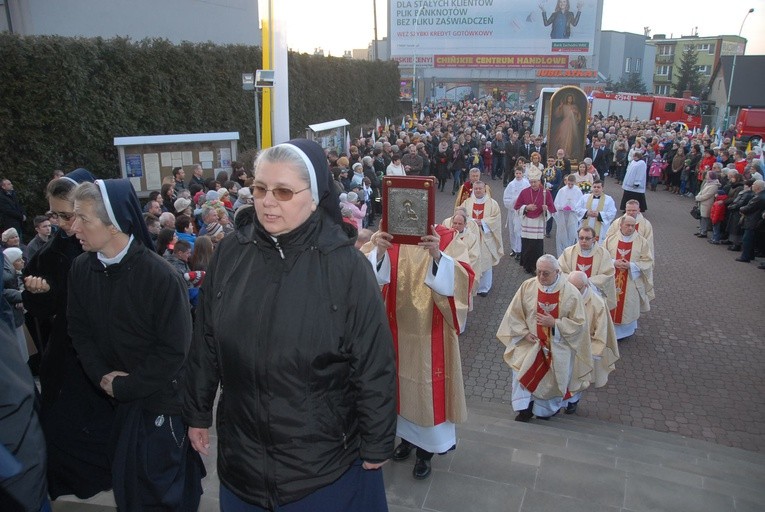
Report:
381,176,436,245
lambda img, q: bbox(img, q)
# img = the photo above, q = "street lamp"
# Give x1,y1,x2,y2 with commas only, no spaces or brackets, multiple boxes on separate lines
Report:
411,3,427,104
723,7,754,136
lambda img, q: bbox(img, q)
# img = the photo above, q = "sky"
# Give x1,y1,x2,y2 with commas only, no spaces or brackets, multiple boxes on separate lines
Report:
285,0,765,56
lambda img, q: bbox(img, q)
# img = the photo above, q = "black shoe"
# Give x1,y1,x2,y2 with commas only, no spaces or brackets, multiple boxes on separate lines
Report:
735,257,751,263
728,245,741,251
514,409,533,422
412,458,432,479
697,234,707,238
708,240,720,245
564,401,579,414
720,240,732,245
392,442,413,461
758,263,765,270
477,291,488,297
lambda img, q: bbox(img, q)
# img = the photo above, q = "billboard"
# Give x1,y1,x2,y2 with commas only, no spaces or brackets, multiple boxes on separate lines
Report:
390,0,601,69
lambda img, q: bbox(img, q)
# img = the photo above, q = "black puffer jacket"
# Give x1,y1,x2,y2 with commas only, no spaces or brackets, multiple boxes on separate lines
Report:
68,240,192,414
183,209,396,509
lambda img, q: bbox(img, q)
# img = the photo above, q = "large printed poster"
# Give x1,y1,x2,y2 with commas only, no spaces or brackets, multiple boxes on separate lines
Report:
390,0,601,69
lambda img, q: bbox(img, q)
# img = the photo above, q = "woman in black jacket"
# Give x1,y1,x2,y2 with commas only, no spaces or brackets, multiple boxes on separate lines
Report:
184,139,396,511
22,169,116,500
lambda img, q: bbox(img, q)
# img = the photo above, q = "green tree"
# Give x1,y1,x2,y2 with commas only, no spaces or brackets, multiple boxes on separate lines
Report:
673,44,703,97
615,72,648,94
604,76,616,91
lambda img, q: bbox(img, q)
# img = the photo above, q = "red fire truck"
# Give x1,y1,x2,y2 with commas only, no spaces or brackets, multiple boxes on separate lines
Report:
589,91,702,129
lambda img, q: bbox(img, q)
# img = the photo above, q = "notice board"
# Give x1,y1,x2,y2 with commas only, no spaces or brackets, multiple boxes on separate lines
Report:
114,132,240,197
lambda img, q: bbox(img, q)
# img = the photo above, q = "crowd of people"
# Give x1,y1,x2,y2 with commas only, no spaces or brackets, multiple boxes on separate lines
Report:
2,96,765,512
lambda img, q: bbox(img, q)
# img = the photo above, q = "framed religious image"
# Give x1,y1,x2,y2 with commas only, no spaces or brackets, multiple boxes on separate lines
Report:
381,176,435,245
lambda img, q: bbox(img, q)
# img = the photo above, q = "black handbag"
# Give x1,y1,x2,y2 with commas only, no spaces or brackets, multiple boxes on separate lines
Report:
690,203,701,220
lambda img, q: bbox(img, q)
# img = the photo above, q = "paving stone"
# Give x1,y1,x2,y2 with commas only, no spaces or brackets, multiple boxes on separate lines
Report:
521,489,621,512
624,473,734,512
422,471,526,512
536,455,625,508
449,438,538,488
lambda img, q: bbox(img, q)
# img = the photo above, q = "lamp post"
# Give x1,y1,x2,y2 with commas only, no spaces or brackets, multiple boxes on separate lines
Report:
411,3,427,104
723,7,753,136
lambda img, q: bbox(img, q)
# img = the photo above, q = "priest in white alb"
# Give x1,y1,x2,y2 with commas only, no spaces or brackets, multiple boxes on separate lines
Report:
605,199,655,257
563,271,619,414
497,255,592,422
364,225,474,480
502,166,529,258
460,181,503,296
603,216,654,340
575,180,617,244
558,226,617,310
553,174,583,256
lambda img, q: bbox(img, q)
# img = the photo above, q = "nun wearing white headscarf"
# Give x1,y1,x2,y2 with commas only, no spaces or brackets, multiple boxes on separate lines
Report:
184,139,396,511
67,179,204,510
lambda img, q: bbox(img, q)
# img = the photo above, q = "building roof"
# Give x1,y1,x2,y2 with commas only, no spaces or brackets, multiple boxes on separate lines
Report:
710,55,765,108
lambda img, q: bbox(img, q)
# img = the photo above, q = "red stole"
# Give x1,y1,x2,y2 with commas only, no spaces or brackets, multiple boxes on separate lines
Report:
381,226,472,426
610,239,633,324
519,289,560,393
575,254,594,277
471,202,486,220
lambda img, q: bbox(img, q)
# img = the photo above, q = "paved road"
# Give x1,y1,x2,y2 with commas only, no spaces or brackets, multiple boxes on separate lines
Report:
429,175,765,452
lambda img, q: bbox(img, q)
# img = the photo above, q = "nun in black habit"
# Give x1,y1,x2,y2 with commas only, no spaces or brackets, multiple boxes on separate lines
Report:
23,168,115,500
66,179,204,511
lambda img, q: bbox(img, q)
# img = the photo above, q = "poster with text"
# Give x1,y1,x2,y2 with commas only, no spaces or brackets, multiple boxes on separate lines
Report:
390,0,601,68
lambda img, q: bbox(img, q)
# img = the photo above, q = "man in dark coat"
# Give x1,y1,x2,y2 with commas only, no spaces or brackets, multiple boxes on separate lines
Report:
0,179,26,239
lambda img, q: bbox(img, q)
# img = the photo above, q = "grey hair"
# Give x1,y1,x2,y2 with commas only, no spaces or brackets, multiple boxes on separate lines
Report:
73,182,112,226
254,145,311,188
536,254,560,270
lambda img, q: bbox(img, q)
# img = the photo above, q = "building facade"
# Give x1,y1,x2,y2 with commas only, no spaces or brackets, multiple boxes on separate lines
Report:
1,0,261,46
598,30,655,92
647,34,746,96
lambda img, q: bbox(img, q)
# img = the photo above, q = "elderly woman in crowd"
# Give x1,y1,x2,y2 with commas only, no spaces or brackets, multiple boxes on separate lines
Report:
694,171,720,238
184,139,396,511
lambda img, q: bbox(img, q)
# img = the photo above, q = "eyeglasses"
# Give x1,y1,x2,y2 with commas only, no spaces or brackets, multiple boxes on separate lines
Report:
252,185,310,202
535,270,557,277
578,236,593,241
50,210,76,221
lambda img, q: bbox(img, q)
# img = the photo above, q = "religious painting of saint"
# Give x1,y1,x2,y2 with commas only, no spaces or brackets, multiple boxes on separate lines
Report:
381,176,435,245
547,86,587,162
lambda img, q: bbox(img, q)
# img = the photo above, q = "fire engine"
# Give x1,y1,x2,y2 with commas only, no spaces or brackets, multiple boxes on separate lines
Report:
588,90,702,129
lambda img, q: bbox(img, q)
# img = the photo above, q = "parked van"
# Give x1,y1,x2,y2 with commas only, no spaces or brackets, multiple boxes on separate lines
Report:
735,108,765,147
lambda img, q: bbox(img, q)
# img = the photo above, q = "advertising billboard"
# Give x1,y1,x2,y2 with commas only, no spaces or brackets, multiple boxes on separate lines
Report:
390,0,601,69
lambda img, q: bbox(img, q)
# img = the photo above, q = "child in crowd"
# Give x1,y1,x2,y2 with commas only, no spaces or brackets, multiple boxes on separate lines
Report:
709,188,728,244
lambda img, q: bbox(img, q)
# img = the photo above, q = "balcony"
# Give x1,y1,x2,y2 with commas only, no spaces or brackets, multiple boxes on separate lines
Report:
656,55,674,64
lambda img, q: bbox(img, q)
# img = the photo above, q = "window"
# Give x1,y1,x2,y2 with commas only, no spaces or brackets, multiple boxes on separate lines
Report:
664,102,677,113
655,85,670,95
707,43,715,54
696,65,711,75
696,43,714,54
684,104,700,116
625,57,631,73
656,65,670,76
658,45,674,56
636,58,642,73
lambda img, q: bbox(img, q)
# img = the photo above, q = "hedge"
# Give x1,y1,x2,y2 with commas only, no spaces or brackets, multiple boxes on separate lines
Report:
0,34,404,222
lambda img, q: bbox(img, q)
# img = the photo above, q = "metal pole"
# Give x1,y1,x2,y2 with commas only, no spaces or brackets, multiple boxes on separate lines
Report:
372,0,378,60
254,89,261,150
4,0,14,33
412,3,426,104
723,8,753,134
